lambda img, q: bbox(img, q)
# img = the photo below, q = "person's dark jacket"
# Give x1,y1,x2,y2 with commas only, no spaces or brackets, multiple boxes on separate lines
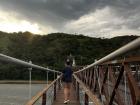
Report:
62,66,73,82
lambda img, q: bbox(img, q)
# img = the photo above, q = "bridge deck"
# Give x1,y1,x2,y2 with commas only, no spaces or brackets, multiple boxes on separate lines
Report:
53,85,80,105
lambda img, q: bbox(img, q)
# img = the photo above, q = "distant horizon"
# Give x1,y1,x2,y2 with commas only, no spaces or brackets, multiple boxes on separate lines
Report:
0,30,139,39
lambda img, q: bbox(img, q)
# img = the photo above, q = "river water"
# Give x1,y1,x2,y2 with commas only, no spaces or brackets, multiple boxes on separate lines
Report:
0,84,47,105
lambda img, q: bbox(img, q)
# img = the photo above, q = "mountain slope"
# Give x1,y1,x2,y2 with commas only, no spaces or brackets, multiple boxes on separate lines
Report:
0,31,139,80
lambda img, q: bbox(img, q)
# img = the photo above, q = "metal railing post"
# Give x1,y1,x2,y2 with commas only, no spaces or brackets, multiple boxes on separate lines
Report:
77,82,79,100
29,60,32,99
58,77,61,90
124,71,127,105
54,82,56,101
46,71,49,85
85,93,89,105
42,92,46,105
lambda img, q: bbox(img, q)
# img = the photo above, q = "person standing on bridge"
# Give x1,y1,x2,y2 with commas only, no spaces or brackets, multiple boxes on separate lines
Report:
62,59,73,104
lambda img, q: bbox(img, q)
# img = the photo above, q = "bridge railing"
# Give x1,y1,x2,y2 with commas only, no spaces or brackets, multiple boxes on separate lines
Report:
0,53,61,74
25,75,62,105
74,37,140,105
101,57,140,105
0,53,62,105
73,74,101,105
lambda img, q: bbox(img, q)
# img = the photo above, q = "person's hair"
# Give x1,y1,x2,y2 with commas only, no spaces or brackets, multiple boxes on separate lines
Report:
66,61,70,65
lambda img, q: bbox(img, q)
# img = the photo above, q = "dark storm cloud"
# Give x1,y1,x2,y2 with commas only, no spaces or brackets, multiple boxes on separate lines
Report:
0,0,95,28
0,0,140,35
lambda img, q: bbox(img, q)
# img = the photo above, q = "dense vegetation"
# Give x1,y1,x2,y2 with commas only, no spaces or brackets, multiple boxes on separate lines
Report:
0,31,139,80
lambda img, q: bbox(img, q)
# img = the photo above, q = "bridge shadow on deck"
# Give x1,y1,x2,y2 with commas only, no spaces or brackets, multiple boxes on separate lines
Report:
52,85,80,105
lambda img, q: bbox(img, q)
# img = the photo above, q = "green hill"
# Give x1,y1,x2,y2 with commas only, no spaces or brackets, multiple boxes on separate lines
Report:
0,31,139,80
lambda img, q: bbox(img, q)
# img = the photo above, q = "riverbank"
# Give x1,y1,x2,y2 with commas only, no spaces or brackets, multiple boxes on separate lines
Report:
0,80,52,84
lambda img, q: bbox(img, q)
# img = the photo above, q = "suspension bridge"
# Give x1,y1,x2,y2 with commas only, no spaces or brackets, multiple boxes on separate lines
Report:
0,37,140,105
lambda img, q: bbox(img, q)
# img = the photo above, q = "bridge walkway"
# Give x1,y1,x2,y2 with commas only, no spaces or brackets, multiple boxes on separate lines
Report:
53,85,80,105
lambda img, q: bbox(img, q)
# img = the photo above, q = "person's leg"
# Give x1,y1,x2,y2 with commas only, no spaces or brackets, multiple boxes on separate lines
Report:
67,83,71,100
64,83,69,101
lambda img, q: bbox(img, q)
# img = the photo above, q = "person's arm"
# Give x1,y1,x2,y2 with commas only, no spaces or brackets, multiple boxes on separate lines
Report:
71,67,73,74
61,68,65,81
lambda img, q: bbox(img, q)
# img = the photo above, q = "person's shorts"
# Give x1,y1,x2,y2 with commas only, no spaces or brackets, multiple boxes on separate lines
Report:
63,82,71,88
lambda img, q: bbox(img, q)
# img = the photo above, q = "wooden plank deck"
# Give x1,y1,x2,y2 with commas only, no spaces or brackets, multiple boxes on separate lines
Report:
53,86,80,105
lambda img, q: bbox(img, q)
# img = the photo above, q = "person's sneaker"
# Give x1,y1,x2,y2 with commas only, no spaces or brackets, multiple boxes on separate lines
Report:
64,100,70,104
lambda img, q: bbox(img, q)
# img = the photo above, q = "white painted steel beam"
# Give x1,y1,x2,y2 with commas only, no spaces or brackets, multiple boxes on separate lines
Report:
0,53,61,73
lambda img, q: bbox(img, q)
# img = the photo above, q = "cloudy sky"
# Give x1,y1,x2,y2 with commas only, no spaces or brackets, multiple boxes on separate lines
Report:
0,0,140,37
